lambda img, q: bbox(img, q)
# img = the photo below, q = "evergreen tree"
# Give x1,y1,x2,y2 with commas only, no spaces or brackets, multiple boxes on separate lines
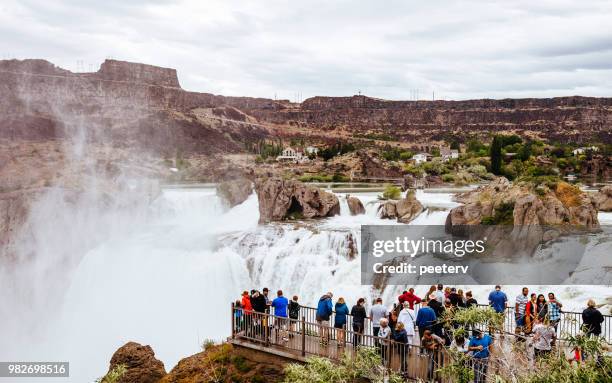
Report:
490,135,503,175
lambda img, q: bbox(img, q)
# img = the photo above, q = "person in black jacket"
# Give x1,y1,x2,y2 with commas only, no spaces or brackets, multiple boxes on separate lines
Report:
351,297,367,347
465,291,478,308
288,295,300,338
251,291,267,313
251,290,268,338
582,299,604,337
427,293,445,337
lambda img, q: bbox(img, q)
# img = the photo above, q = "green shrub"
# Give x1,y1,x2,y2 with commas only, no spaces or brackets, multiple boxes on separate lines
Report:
380,185,401,200
201,338,216,351
332,173,348,182
399,151,414,160
467,164,488,178
232,355,250,373
298,174,334,182
95,364,126,383
481,202,515,225
442,174,455,182
422,159,448,175
404,163,425,177
283,347,402,383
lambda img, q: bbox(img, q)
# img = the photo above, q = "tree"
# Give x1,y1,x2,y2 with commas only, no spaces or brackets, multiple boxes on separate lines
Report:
490,136,503,175
517,141,532,161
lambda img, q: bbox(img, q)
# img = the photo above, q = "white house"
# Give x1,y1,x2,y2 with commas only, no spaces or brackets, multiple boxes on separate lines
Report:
573,146,599,156
305,146,319,155
440,147,459,161
412,153,431,165
276,147,306,162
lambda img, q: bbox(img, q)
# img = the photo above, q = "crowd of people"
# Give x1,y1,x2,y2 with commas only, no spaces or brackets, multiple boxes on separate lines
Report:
233,285,607,381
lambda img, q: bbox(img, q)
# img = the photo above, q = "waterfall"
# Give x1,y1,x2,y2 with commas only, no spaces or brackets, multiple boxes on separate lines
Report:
1,185,609,382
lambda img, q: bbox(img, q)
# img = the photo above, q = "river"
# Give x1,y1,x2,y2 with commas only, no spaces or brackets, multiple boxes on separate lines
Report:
1,185,611,382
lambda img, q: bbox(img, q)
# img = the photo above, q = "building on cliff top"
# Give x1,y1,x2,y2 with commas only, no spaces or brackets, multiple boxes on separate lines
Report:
277,147,308,163
412,152,432,164
440,147,459,161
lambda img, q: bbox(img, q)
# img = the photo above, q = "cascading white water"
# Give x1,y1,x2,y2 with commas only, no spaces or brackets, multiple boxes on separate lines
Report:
1,185,609,382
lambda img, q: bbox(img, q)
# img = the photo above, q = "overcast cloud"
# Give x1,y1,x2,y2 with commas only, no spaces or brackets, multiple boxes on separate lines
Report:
1,0,611,100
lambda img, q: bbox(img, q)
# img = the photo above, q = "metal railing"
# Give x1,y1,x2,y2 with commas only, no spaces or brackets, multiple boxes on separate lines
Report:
230,302,611,382
269,302,611,343
231,304,451,381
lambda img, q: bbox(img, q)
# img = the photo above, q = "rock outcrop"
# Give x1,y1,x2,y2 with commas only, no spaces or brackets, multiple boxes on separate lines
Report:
217,178,253,208
98,59,181,88
447,177,599,229
105,342,166,383
160,344,286,383
347,196,365,215
255,178,340,223
0,190,34,260
593,185,612,212
378,191,424,223
104,342,286,383
325,150,403,180
396,191,425,223
446,178,600,258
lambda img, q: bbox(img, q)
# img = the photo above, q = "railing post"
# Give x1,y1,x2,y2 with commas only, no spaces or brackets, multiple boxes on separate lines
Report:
265,308,270,346
301,315,306,357
231,302,235,339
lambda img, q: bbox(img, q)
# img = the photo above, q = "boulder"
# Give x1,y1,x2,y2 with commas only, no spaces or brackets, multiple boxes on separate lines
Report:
378,200,397,219
378,191,423,223
347,196,365,215
106,342,166,383
255,178,340,223
592,185,612,212
395,191,424,223
217,178,253,208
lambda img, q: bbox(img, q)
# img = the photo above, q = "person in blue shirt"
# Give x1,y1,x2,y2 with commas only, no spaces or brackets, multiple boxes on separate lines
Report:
316,292,334,344
488,285,507,314
415,300,437,339
272,290,288,317
468,329,493,383
333,297,350,346
271,290,289,342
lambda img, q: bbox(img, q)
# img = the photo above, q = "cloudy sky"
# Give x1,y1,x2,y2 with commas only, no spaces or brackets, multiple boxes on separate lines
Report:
1,0,611,101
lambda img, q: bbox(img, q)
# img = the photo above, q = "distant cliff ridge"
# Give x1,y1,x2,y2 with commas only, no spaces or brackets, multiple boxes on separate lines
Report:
1,58,611,149
97,59,181,88
255,95,612,144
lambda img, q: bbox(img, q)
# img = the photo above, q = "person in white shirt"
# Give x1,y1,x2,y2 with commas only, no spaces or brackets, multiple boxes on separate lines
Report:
435,283,445,304
378,318,392,363
397,301,416,345
369,297,389,337
450,334,470,354
532,318,556,360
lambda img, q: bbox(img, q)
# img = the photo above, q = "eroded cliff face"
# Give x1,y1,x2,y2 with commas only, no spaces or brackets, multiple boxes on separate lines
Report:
250,95,612,144
0,59,273,154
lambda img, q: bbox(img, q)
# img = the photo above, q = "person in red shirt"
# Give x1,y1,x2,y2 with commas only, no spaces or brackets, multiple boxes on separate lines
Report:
241,291,253,312
398,288,422,309
240,291,254,337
